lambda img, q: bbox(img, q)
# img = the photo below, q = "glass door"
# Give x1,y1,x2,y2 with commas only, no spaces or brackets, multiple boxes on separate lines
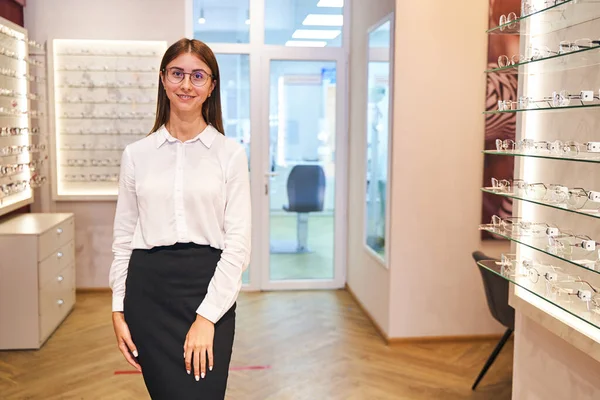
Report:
259,56,345,290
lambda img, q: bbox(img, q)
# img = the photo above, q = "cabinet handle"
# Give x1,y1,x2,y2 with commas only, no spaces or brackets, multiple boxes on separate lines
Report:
57,275,64,282
57,299,64,306
57,227,63,234
57,252,63,258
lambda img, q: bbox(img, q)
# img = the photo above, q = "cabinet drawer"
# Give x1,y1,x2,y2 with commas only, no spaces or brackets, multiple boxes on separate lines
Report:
38,217,74,260
39,240,75,289
39,263,75,343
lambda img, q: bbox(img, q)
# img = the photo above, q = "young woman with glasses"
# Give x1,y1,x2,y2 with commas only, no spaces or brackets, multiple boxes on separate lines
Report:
109,38,251,399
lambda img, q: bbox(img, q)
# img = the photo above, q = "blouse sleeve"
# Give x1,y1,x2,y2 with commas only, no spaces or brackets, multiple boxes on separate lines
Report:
108,146,139,312
196,146,251,323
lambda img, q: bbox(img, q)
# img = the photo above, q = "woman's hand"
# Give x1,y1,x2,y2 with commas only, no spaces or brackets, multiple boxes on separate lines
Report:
184,314,215,381
112,312,141,372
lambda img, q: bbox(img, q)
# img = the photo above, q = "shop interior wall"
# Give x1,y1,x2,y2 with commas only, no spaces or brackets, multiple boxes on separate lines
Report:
23,0,186,287
346,0,394,336
512,312,600,399
387,0,509,339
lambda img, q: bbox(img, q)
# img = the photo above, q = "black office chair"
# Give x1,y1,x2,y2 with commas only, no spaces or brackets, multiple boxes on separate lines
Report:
471,251,515,390
280,164,326,253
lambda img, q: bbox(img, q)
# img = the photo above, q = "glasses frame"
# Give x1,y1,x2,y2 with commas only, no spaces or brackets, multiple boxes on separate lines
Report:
161,67,216,88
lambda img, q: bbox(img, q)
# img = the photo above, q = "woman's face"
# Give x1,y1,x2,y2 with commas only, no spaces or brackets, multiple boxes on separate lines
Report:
161,52,215,115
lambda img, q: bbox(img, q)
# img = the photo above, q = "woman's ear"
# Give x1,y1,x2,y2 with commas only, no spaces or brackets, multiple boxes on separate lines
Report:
160,70,166,89
210,80,216,97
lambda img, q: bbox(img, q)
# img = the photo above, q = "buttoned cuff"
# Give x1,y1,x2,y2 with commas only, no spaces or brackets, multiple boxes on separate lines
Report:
112,295,125,312
196,302,221,324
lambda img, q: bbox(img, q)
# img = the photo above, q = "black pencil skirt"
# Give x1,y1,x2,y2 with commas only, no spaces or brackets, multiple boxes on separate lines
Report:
123,243,236,400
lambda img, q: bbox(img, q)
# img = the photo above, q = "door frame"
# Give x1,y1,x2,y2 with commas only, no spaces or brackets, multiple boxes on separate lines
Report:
256,49,348,291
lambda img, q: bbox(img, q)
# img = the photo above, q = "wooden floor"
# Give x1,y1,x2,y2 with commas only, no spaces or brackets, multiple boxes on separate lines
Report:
0,290,513,399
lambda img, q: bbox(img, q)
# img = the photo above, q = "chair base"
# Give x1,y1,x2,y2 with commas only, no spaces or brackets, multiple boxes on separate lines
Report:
269,241,314,254
471,327,513,390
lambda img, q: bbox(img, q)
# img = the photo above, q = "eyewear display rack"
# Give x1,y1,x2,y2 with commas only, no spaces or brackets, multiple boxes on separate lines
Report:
0,17,49,218
479,0,600,336
48,39,167,200
29,39,50,212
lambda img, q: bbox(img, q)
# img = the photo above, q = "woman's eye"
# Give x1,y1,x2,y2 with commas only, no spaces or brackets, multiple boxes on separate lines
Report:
193,72,204,80
172,70,183,77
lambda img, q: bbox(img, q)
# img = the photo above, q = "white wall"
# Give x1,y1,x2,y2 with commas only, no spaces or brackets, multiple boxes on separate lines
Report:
346,0,394,335
386,0,508,338
24,0,186,287
513,312,600,400
24,0,185,44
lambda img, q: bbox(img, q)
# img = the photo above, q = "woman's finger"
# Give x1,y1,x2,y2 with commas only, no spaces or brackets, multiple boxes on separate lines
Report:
185,344,192,375
123,333,138,359
194,348,201,381
200,346,206,379
207,345,214,372
119,340,141,371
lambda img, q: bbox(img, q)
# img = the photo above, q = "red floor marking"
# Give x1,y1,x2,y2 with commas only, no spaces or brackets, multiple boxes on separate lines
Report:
114,370,142,375
115,365,271,375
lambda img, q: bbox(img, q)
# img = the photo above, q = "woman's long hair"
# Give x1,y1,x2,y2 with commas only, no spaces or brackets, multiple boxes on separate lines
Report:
149,38,224,135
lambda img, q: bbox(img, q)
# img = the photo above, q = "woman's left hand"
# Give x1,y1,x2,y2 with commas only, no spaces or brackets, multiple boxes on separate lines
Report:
184,314,215,381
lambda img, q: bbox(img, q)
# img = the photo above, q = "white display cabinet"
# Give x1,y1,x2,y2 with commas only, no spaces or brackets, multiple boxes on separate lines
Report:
49,39,167,200
0,17,48,218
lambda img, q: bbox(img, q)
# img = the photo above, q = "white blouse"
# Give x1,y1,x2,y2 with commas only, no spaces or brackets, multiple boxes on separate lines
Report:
108,124,251,324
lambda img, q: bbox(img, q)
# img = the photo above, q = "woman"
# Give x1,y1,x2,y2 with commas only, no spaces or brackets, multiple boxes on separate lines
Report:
109,38,251,399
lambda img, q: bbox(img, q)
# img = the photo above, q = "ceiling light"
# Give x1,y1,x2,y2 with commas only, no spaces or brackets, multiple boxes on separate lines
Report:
198,8,206,24
292,29,341,39
285,40,327,47
245,9,250,25
317,0,344,7
302,14,343,26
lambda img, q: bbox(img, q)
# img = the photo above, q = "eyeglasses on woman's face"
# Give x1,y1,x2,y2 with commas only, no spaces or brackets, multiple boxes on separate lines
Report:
162,67,214,87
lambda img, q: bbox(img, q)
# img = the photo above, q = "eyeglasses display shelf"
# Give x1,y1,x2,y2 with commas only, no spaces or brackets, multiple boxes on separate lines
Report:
50,39,167,200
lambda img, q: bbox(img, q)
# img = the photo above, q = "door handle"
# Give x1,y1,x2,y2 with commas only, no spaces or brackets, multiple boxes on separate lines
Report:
264,172,278,194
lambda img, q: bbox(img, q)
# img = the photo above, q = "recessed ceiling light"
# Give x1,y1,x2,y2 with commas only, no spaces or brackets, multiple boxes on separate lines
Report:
317,0,344,7
302,14,343,26
285,40,328,47
292,29,341,40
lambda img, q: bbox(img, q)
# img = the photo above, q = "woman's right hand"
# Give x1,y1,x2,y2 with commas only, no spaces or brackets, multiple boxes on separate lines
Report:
112,312,141,372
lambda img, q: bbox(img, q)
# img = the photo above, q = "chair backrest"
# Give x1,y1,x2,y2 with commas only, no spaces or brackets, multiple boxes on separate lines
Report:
286,165,326,213
472,251,515,330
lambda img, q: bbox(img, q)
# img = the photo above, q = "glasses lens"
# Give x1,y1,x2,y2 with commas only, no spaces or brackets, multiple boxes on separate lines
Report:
574,38,592,50
167,68,184,83
559,40,572,54
568,190,588,209
492,215,501,227
507,12,518,29
495,139,503,151
498,55,510,68
529,267,539,283
549,185,568,203
526,184,546,200
560,90,570,106
549,140,563,154
190,71,208,87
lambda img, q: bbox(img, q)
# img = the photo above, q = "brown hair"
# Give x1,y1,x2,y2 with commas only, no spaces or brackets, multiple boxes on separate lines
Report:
149,38,224,135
